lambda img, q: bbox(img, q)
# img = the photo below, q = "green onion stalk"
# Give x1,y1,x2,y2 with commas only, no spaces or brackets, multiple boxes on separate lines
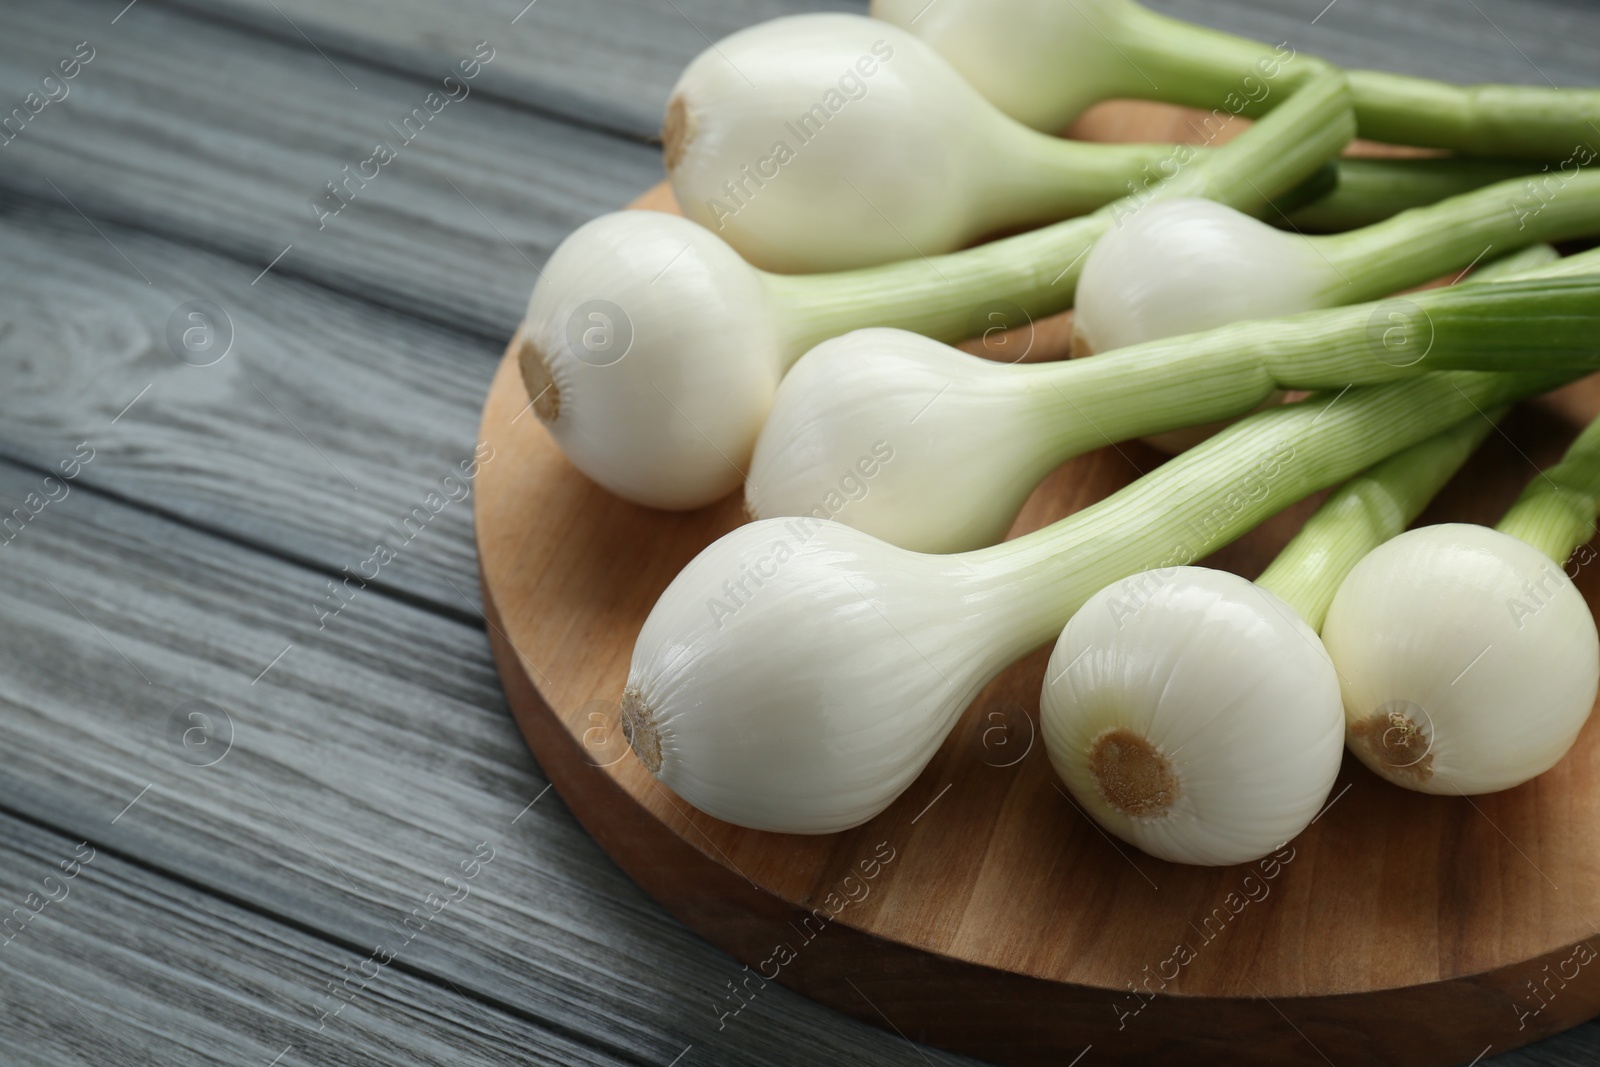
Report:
875,0,1600,160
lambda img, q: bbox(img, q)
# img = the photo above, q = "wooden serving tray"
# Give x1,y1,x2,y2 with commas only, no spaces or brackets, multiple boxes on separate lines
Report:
475,101,1600,1065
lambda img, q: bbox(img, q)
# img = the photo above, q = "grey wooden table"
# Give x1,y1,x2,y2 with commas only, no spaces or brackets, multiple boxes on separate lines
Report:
1,1,1598,1064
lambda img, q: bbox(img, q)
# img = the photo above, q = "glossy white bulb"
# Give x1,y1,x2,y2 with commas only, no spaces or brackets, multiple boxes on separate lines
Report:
1322,524,1600,795
745,329,1062,553
519,211,783,509
871,0,1139,132
1073,198,1340,357
1041,567,1344,866
666,14,1064,272
622,518,1047,833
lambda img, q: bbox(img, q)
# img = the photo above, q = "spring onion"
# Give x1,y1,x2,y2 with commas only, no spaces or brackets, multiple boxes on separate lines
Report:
663,13,1501,273
873,0,1600,159
1072,172,1600,358
1321,417,1600,795
621,368,1573,833
1284,158,1542,234
1041,416,1494,865
1125,241,1560,456
746,268,1600,553
521,73,1353,508
665,14,1183,273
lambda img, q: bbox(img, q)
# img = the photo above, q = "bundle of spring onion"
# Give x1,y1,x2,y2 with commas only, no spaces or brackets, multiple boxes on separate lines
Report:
874,0,1600,158
662,13,1529,273
621,369,1578,834
515,2,1600,863
520,71,1352,508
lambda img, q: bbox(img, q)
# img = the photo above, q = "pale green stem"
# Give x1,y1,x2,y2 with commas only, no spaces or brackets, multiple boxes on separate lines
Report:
1114,1,1600,159
1246,247,1568,624
992,135,1187,223
1313,171,1600,303
1207,247,1589,625
1498,243,1600,281
1470,243,1562,282
1009,141,1526,236
1344,71,1600,161
981,370,1576,652
1498,414,1600,564
1286,159,1538,233
1023,273,1600,463
762,71,1354,361
1256,414,1501,629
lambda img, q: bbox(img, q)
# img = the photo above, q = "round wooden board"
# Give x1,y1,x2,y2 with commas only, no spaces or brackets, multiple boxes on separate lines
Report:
476,101,1600,1066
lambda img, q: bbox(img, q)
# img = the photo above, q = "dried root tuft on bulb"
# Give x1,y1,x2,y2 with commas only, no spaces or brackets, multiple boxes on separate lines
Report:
1088,727,1180,819
621,685,663,775
662,95,693,173
1351,703,1435,784
517,334,561,423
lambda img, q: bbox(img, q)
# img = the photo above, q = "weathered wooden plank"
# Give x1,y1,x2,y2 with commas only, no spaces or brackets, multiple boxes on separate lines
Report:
1491,1027,1600,1067
0,202,493,615
161,0,864,141
0,457,984,1067
0,0,659,337
1154,0,1600,97
158,0,1600,141
0,812,626,1066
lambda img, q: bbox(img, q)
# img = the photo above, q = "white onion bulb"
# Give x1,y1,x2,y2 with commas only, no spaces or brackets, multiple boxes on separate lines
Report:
871,0,1139,134
745,329,1063,553
1074,198,1338,453
519,211,785,509
666,13,1154,273
1072,198,1342,357
1321,524,1600,795
622,518,1058,833
1041,567,1344,865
